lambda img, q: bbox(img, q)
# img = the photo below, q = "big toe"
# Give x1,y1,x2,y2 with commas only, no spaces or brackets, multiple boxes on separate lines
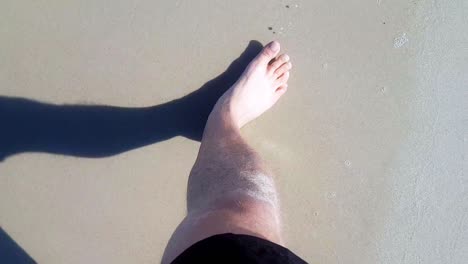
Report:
256,41,281,65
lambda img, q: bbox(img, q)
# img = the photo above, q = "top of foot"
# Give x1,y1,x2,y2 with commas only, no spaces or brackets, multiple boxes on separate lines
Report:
212,41,291,128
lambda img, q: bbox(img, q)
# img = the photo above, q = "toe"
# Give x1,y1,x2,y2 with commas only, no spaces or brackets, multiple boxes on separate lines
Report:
274,71,290,87
274,62,292,78
268,54,290,73
273,84,288,101
255,41,281,65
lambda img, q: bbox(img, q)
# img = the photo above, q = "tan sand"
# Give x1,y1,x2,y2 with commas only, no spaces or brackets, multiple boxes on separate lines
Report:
0,0,466,263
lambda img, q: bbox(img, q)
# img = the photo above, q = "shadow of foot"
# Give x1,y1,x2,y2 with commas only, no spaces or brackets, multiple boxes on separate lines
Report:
0,41,263,161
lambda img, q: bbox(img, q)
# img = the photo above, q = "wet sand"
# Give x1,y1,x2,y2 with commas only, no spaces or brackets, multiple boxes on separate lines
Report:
0,0,466,263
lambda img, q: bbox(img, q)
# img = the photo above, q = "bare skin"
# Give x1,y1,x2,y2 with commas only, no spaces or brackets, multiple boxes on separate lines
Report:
162,41,291,263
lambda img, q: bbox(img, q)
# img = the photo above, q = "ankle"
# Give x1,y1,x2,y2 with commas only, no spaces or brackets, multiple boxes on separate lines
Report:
203,107,241,141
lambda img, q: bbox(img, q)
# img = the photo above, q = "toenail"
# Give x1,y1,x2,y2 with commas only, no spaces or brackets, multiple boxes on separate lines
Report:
283,55,290,61
269,41,280,52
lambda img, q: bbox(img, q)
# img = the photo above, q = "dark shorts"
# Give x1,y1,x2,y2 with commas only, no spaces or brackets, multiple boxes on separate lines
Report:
172,233,308,264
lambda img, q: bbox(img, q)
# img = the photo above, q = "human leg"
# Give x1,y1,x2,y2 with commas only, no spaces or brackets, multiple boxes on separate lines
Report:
163,41,291,263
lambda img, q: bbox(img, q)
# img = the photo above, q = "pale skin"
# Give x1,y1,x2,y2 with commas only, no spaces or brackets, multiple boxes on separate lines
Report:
162,41,292,263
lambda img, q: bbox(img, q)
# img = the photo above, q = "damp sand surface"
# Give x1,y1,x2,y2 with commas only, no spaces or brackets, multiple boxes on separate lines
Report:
0,1,466,263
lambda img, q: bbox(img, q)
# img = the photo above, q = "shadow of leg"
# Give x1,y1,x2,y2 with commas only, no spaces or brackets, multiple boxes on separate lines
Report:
0,228,36,264
0,41,263,161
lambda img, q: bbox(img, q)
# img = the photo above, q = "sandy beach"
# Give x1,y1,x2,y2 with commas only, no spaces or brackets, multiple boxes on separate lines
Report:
1,0,466,263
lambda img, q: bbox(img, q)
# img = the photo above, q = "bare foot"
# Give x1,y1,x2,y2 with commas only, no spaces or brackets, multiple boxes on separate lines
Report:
210,41,291,128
